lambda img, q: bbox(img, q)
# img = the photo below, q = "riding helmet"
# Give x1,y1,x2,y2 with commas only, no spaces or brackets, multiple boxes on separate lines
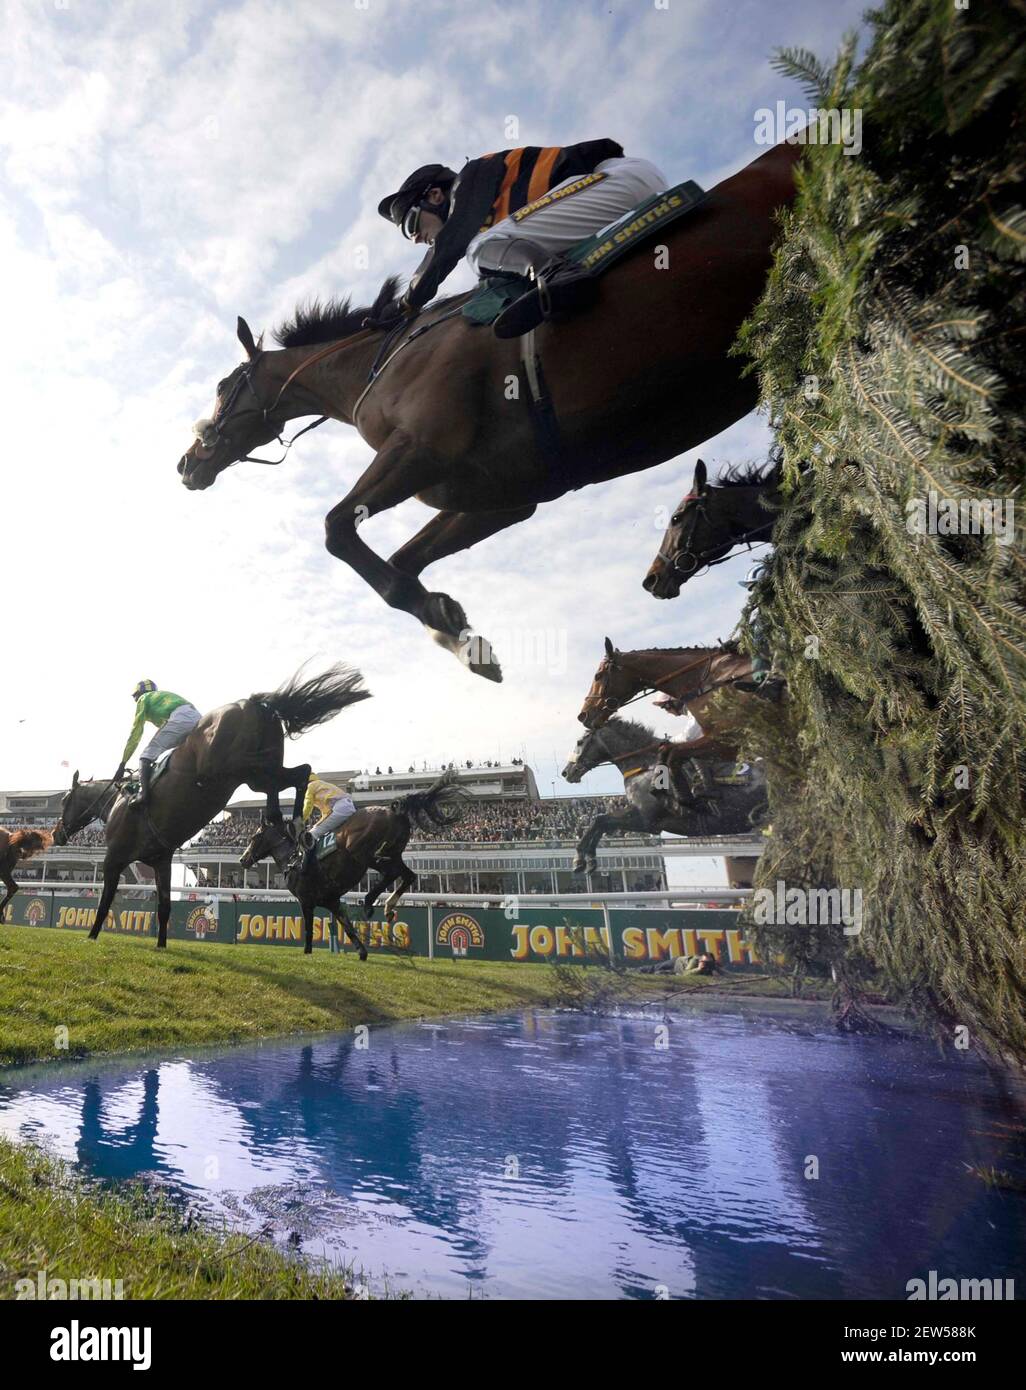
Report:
377,164,457,229
132,679,157,700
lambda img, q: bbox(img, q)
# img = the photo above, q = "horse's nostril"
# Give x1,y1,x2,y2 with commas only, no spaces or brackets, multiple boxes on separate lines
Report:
642,572,658,592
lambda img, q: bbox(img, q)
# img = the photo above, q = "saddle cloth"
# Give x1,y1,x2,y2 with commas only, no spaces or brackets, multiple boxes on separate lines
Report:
462,178,707,326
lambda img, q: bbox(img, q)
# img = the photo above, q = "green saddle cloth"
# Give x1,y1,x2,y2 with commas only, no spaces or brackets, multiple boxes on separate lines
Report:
316,832,337,858
461,178,706,326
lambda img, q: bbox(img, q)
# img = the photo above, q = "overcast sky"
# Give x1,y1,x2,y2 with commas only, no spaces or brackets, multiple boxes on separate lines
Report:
0,0,867,824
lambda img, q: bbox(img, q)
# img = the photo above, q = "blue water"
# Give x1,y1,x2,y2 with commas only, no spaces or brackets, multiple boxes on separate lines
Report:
1,1008,1024,1299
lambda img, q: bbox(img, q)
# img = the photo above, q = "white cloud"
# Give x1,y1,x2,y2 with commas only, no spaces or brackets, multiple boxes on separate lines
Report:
0,0,865,798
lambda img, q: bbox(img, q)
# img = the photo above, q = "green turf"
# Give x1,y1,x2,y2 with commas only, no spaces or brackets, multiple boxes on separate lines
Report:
0,1137,370,1300
0,925,571,1067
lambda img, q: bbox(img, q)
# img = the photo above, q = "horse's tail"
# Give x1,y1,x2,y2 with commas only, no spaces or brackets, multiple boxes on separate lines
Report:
254,664,371,738
392,773,474,831
10,828,53,859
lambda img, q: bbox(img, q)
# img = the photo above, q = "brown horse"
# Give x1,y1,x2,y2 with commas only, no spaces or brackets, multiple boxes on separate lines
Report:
239,774,471,955
52,665,369,948
644,457,782,598
578,636,754,735
178,142,802,679
0,827,53,922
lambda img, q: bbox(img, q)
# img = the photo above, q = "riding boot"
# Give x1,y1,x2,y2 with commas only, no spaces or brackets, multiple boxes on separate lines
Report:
493,255,598,339
687,761,722,813
132,758,154,809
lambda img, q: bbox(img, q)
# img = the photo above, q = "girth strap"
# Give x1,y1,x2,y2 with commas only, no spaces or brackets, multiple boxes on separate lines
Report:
519,328,566,482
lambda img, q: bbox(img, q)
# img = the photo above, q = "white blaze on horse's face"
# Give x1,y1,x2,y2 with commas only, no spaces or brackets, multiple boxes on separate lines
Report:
561,735,589,783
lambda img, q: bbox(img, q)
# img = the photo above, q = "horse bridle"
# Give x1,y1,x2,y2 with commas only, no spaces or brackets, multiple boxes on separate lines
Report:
59,778,121,839
574,722,670,780
590,647,732,721
241,817,295,871
654,491,772,580
194,350,333,468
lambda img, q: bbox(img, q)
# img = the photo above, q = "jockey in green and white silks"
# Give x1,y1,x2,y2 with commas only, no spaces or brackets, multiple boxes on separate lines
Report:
119,680,202,808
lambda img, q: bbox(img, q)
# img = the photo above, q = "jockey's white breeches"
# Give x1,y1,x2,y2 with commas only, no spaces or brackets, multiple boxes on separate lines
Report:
466,156,668,278
310,795,357,840
141,704,201,761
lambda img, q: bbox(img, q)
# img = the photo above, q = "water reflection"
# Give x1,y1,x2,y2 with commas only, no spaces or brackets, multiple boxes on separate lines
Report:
1,1010,1023,1299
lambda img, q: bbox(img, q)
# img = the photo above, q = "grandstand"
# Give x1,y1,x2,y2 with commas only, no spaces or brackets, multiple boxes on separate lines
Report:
1,760,763,896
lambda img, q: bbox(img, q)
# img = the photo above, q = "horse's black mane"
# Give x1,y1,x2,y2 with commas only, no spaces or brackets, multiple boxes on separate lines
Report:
714,455,782,489
600,716,656,743
274,276,403,347
628,641,739,656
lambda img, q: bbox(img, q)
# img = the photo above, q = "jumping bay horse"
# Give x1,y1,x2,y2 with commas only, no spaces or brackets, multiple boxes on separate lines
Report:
644,457,782,598
578,636,754,733
52,665,369,949
178,142,802,680
0,827,53,923
239,774,471,955
562,719,767,874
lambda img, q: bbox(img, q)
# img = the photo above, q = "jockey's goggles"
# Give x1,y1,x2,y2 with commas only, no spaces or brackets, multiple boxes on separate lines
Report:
401,193,450,240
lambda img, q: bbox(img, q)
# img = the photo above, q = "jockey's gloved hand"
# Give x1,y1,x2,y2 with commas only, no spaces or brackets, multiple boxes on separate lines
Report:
362,295,413,331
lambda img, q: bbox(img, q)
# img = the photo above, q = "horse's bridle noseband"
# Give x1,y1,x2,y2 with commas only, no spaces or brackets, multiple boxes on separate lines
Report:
59,778,121,840
655,490,772,581
194,351,330,469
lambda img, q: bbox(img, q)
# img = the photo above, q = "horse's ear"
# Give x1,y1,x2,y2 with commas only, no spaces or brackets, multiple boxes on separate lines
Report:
259,810,266,825
237,316,259,360
694,459,707,493
604,636,614,658
72,769,79,787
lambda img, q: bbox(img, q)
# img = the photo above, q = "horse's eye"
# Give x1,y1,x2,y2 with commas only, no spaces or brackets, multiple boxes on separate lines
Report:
671,513,683,526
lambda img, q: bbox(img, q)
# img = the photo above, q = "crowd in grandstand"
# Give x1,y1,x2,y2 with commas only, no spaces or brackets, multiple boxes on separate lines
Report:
182,795,639,850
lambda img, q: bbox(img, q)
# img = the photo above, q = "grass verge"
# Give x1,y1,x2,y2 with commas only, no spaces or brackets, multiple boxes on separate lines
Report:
0,925,566,1067
0,1138,362,1300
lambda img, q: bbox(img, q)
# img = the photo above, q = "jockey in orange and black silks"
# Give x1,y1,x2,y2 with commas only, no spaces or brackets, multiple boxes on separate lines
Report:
374,141,668,334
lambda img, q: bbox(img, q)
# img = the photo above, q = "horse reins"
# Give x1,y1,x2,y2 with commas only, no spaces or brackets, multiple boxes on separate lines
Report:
594,648,734,719
351,304,465,432
655,490,773,580
62,778,122,838
202,303,464,467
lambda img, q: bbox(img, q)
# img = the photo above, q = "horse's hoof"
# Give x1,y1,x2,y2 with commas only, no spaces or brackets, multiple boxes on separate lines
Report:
585,858,597,875
460,638,503,682
359,949,368,962
571,858,585,875
422,591,468,641
385,909,397,925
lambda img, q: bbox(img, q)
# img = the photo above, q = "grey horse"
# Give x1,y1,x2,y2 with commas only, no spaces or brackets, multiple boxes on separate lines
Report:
561,717,767,874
